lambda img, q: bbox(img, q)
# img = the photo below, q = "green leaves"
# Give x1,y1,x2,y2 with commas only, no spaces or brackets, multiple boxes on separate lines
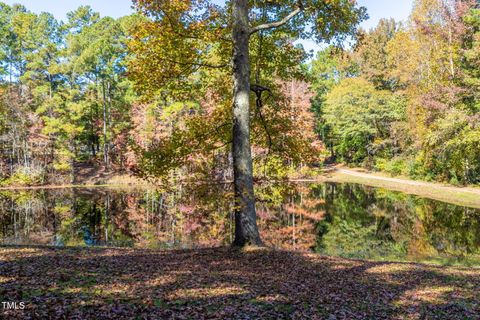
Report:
310,1,480,184
424,109,480,184
127,0,367,182
323,78,406,163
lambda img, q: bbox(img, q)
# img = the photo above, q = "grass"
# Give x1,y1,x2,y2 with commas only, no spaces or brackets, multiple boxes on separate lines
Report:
1,246,479,319
321,170,480,209
2,165,479,209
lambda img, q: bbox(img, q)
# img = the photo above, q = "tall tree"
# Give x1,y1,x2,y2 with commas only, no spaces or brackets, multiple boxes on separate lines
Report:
131,0,366,246
64,7,137,169
353,18,399,90
461,6,480,112
323,78,406,164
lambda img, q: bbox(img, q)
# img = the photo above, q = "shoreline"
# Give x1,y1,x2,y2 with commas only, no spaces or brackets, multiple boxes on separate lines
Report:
1,168,480,208
323,167,480,209
0,183,150,191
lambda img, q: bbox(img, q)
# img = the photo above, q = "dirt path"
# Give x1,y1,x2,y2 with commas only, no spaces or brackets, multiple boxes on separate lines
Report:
338,168,480,195
328,167,480,208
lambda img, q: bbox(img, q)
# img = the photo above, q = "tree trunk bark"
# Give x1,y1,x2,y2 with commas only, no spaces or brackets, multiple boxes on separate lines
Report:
231,0,262,247
102,80,109,170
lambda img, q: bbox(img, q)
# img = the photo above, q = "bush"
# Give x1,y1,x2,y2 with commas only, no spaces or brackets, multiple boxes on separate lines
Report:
423,110,480,185
406,155,425,180
1,165,46,186
375,157,407,176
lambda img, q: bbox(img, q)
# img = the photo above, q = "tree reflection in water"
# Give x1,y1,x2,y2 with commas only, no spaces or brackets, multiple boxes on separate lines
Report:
0,182,479,266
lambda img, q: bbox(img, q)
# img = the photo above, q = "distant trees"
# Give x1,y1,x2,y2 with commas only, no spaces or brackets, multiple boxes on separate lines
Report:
323,78,406,164
354,18,399,90
312,0,480,184
0,0,477,199
0,3,140,185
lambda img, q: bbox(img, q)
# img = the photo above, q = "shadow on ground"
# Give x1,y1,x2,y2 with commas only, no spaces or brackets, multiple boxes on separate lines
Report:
1,246,479,319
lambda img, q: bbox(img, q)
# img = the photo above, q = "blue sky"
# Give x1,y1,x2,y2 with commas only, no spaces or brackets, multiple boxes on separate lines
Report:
2,0,414,52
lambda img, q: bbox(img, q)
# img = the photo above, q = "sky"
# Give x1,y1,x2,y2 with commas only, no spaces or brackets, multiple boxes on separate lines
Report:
2,0,414,53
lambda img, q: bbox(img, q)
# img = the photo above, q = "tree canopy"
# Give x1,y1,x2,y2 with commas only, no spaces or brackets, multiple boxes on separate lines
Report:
311,0,480,184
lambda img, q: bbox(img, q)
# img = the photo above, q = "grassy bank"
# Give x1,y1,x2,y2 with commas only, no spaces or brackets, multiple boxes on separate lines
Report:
2,166,480,210
0,173,151,191
321,168,480,209
1,246,479,319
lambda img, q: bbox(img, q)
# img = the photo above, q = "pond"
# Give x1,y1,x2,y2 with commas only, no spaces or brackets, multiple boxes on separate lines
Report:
1,182,479,266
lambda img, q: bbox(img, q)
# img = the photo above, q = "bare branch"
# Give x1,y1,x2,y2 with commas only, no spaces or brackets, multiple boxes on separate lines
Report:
250,6,303,35
250,84,271,95
250,84,273,154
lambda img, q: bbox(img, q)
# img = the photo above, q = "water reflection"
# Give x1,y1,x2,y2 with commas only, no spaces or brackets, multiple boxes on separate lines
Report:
0,183,479,266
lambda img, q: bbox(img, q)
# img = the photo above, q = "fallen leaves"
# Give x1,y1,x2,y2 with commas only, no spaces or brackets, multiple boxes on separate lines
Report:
0,246,479,319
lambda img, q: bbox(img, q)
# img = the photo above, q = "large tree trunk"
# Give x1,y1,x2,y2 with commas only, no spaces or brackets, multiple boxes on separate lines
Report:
231,0,262,247
102,80,109,170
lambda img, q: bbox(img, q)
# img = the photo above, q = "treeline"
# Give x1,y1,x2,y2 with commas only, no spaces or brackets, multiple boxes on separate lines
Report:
0,2,320,186
0,3,142,185
1,0,478,187
312,0,480,185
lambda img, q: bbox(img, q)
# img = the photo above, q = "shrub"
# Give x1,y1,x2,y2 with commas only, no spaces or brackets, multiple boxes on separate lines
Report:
375,157,407,176
1,165,45,186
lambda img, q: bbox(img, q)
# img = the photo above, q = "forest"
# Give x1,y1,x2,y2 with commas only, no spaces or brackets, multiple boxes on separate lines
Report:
314,1,480,185
1,0,477,189
1,0,480,319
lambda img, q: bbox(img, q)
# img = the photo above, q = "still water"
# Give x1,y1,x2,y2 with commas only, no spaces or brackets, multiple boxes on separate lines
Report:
1,182,479,266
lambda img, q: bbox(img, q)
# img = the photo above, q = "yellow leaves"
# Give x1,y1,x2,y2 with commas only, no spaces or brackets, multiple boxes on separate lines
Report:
386,31,419,86
11,11,37,39
386,0,465,92
135,0,192,15
160,101,199,121
128,0,231,100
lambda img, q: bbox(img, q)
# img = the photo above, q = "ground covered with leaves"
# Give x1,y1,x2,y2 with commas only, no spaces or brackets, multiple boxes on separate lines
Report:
1,246,479,319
